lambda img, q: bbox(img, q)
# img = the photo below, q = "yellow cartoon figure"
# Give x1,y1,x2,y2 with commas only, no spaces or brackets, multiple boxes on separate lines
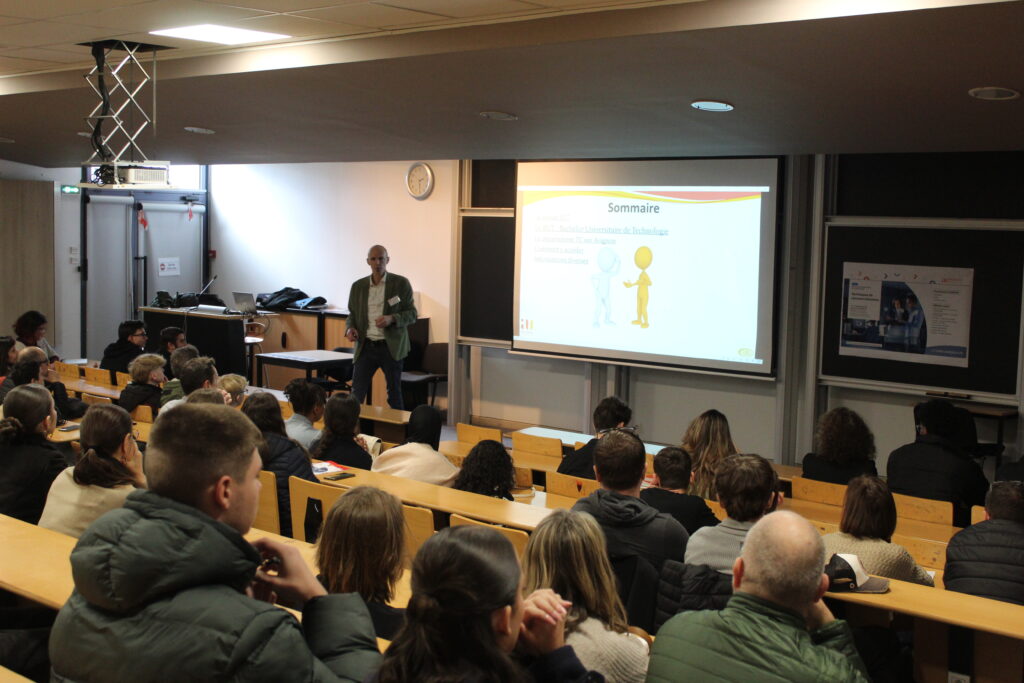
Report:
624,246,652,328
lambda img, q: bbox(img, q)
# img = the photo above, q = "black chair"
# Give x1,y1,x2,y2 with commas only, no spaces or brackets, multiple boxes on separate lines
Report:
400,342,448,407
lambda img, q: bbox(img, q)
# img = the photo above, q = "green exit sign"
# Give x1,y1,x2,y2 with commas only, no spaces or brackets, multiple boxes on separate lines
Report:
60,185,81,194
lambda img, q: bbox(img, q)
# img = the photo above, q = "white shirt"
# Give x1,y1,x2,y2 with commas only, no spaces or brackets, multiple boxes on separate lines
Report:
366,273,387,341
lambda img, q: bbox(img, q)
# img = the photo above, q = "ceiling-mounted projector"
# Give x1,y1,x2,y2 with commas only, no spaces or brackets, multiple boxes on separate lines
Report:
79,160,170,189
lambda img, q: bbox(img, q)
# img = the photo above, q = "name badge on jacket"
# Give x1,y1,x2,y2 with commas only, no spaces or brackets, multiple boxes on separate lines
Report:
388,296,401,306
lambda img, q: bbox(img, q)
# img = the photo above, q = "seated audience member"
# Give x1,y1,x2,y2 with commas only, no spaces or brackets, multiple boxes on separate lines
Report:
685,454,780,574
218,373,248,407
14,346,86,419
682,409,738,501
241,391,318,538
12,310,59,360
284,378,326,450
0,335,18,381
573,430,688,571
160,344,199,407
822,475,933,586
117,354,166,416
157,326,186,378
372,405,458,486
887,398,988,527
100,320,148,374
312,394,373,470
0,385,65,524
48,404,381,681
39,404,145,537
945,481,1024,605
557,395,632,479
802,407,878,485
161,356,218,411
523,509,649,683
649,511,869,682
377,525,595,682
452,439,517,500
0,358,45,404
186,387,231,405
317,486,406,639
640,446,719,535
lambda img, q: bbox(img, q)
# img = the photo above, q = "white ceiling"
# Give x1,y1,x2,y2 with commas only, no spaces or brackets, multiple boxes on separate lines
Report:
0,0,1022,167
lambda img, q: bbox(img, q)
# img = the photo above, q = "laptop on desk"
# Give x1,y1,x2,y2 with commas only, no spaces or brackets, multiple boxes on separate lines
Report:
231,292,259,316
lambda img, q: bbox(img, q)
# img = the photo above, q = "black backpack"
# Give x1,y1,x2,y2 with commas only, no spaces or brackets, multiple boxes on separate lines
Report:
259,287,309,311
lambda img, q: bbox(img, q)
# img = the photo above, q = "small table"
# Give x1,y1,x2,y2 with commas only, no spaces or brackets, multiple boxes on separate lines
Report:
514,425,668,456
255,350,353,387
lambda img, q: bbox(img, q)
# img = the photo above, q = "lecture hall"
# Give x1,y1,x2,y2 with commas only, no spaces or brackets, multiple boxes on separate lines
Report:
1,1,1024,681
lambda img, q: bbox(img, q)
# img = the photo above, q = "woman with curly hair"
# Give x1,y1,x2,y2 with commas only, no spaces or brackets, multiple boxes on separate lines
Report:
682,409,737,501
452,439,516,500
801,407,877,485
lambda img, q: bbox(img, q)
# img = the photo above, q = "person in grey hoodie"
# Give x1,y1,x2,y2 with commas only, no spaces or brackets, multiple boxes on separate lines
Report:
572,429,688,571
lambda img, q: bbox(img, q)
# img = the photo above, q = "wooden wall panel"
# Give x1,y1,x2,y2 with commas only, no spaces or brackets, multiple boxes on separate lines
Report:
256,312,318,389
0,180,54,345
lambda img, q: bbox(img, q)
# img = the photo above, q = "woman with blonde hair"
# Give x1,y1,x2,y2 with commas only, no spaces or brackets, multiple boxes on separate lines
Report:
316,486,406,639
682,409,738,500
522,509,649,683
39,404,145,537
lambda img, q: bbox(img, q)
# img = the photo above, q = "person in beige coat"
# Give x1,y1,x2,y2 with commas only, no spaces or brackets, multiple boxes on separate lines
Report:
40,404,145,537
822,475,933,586
371,405,458,487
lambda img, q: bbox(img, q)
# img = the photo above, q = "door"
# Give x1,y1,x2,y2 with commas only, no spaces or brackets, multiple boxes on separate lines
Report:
84,194,134,359
137,201,204,305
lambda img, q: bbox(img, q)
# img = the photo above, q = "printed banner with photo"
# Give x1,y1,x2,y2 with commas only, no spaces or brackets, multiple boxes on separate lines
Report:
839,262,973,367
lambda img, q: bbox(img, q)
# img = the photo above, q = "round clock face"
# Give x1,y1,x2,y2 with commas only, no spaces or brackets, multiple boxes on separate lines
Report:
406,162,434,200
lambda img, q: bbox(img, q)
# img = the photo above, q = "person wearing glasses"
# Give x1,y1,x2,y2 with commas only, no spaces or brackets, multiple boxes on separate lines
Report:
39,404,146,538
100,320,149,375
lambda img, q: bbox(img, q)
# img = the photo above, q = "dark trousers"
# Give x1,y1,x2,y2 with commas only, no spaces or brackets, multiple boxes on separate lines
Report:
351,339,404,409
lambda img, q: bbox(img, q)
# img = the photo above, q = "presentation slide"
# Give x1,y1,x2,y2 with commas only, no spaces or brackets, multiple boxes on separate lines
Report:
839,262,973,367
513,159,779,374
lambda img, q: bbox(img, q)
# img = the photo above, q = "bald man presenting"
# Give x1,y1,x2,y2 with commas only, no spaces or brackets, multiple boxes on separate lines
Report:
345,245,417,409
648,511,869,682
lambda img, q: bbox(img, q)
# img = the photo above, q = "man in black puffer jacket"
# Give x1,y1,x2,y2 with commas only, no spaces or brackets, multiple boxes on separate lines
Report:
49,404,381,682
945,481,1024,606
887,399,989,527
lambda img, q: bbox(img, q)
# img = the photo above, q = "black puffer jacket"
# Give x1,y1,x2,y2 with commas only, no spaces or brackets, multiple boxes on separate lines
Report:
0,434,67,524
99,340,143,375
261,431,318,538
886,434,989,526
654,560,733,632
49,490,381,682
944,519,1024,606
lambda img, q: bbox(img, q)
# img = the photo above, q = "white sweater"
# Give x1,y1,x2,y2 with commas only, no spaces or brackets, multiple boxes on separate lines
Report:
370,442,459,486
565,616,649,683
39,467,135,538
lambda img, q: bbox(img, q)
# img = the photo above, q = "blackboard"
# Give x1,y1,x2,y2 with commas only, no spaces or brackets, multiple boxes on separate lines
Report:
459,216,514,341
820,224,1024,396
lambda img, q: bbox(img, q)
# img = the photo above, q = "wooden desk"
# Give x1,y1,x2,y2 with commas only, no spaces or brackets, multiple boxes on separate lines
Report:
782,497,957,543
440,441,562,474
49,420,152,445
255,350,353,387
316,468,554,532
514,426,667,456
0,514,75,609
64,378,121,401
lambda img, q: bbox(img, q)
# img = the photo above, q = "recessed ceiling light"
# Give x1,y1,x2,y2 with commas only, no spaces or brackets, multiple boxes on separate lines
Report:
150,24,289,45
968,86,1019,101
479,110,518,121
0,136,14,143
691,100,734,112
184,126,215,135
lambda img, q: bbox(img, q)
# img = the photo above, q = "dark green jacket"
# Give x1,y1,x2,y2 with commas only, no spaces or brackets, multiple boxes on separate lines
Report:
49,490,381,682
345,273,417,361
647,592,869,682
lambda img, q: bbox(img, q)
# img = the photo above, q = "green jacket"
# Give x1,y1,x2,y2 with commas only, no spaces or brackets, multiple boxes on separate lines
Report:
160,377,184,406
647,592,869,682
345,272,417,361
49,490,381,682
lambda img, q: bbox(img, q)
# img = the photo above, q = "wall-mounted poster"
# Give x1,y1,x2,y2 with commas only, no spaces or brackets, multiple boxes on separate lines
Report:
839,262,973,368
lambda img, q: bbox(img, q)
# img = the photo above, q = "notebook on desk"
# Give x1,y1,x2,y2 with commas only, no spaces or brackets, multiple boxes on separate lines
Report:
232,292,258,315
